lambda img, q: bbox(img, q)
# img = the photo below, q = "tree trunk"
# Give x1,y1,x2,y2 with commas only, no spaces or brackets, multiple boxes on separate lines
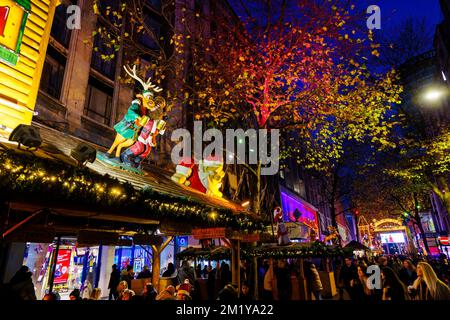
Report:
355,214,360,243
253,161,262,216
252,161,262,300
413,193,430,255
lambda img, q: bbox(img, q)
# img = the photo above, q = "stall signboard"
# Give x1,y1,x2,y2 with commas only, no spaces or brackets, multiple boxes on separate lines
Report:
0,0,60,134
242,234,260,242
228,232,260,242
53,249,71,284
176,236,188,247
192,228,226,240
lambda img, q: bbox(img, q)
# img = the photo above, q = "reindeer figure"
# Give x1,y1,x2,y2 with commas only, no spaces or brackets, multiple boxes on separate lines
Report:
103,65,165,160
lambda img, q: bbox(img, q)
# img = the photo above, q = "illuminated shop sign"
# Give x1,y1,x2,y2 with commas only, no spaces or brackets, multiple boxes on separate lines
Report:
280,189,318,232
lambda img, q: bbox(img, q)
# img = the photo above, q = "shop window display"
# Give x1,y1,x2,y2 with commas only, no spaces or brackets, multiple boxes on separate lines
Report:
22,239,101,300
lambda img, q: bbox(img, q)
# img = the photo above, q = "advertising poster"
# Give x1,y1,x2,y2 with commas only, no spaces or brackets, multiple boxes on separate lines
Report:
380,232,406,244
53,249,72,284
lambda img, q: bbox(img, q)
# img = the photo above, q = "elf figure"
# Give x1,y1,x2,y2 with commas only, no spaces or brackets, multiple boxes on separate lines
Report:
171,157,225,198
274,207,291,246
100,65,164,162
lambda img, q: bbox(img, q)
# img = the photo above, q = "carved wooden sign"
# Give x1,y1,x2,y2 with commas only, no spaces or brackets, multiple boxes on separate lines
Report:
192,227,226,240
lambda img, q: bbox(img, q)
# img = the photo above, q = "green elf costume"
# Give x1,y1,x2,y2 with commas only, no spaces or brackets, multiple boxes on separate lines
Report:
113,90,153,140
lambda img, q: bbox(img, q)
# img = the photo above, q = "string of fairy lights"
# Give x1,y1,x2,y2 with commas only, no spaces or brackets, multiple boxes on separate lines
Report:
176,242,352,260
0,150,267,231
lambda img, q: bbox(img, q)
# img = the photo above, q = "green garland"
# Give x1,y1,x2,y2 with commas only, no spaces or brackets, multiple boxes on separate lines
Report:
0,150,267,231
242,241,353,259
176,242,353,260
176,247,231,261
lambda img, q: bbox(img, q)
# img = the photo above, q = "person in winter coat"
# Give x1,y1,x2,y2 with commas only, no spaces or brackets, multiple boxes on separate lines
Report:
238,281,252,302
177,261,196,287
263,259,275,300
220,263,232,289
156,285,176,300
81,279,93,300
275,260,291,300
9,266,36,300
116,281,128,300
143,283,157,301
120,265,135,289
108,264,120,300
398,259,417,287
350,262,372,301
305,261,323,300
381,267,409,301
162,263,176,278
409,262,450,300
137,265,152,279
69,289,82,300
217,284,238,302
338,258,358,300
90,288,102,300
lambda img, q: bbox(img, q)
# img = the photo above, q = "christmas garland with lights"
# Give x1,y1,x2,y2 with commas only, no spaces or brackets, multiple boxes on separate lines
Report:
0,150,267,231
176,246,232,261
176,242,353,260
241,241,353,259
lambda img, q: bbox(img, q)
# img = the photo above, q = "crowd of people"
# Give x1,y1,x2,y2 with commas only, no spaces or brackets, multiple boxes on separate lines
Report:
1,254,449,301
338,254,450,300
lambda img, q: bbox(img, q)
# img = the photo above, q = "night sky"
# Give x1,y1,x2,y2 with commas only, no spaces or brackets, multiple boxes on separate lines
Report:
230,0,443,42
360,0,442,30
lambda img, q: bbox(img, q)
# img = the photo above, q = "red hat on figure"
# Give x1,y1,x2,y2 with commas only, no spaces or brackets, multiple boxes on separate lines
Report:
176,282,191,297
273,207,283,223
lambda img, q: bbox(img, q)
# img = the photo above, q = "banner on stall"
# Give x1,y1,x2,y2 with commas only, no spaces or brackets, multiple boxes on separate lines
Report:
192,228,226,240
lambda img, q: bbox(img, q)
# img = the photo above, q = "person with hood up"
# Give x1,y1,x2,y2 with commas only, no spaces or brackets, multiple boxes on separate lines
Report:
9,266,36,300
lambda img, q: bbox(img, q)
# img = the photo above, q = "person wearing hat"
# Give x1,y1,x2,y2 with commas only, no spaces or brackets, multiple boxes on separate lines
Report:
176,282,192,301
69,289,81,301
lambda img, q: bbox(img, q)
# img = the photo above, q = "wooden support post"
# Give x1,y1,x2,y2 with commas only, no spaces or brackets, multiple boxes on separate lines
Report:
231,240,237,285
151,236,173,292
48,236,61,293
298,258,309,300
236,240,241,297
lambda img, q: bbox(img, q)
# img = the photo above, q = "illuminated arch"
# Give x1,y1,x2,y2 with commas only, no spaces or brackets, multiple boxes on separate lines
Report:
374,218,405,233
374,218,402,228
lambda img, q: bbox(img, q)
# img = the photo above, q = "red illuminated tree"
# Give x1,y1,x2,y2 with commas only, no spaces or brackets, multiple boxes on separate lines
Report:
186,0,402,215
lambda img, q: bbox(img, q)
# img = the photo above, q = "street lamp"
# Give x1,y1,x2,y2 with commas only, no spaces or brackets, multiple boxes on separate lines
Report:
420,86,448,104
423,89,445,102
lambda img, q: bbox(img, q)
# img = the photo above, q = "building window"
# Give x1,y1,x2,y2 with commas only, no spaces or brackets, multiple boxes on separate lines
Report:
84,76,113,125
51,0,76,47
91,24,117,79
39,46,66,99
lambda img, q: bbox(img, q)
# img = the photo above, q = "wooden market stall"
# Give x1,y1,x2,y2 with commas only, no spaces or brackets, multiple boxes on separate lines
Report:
176,241,352,300
0,125,265,292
